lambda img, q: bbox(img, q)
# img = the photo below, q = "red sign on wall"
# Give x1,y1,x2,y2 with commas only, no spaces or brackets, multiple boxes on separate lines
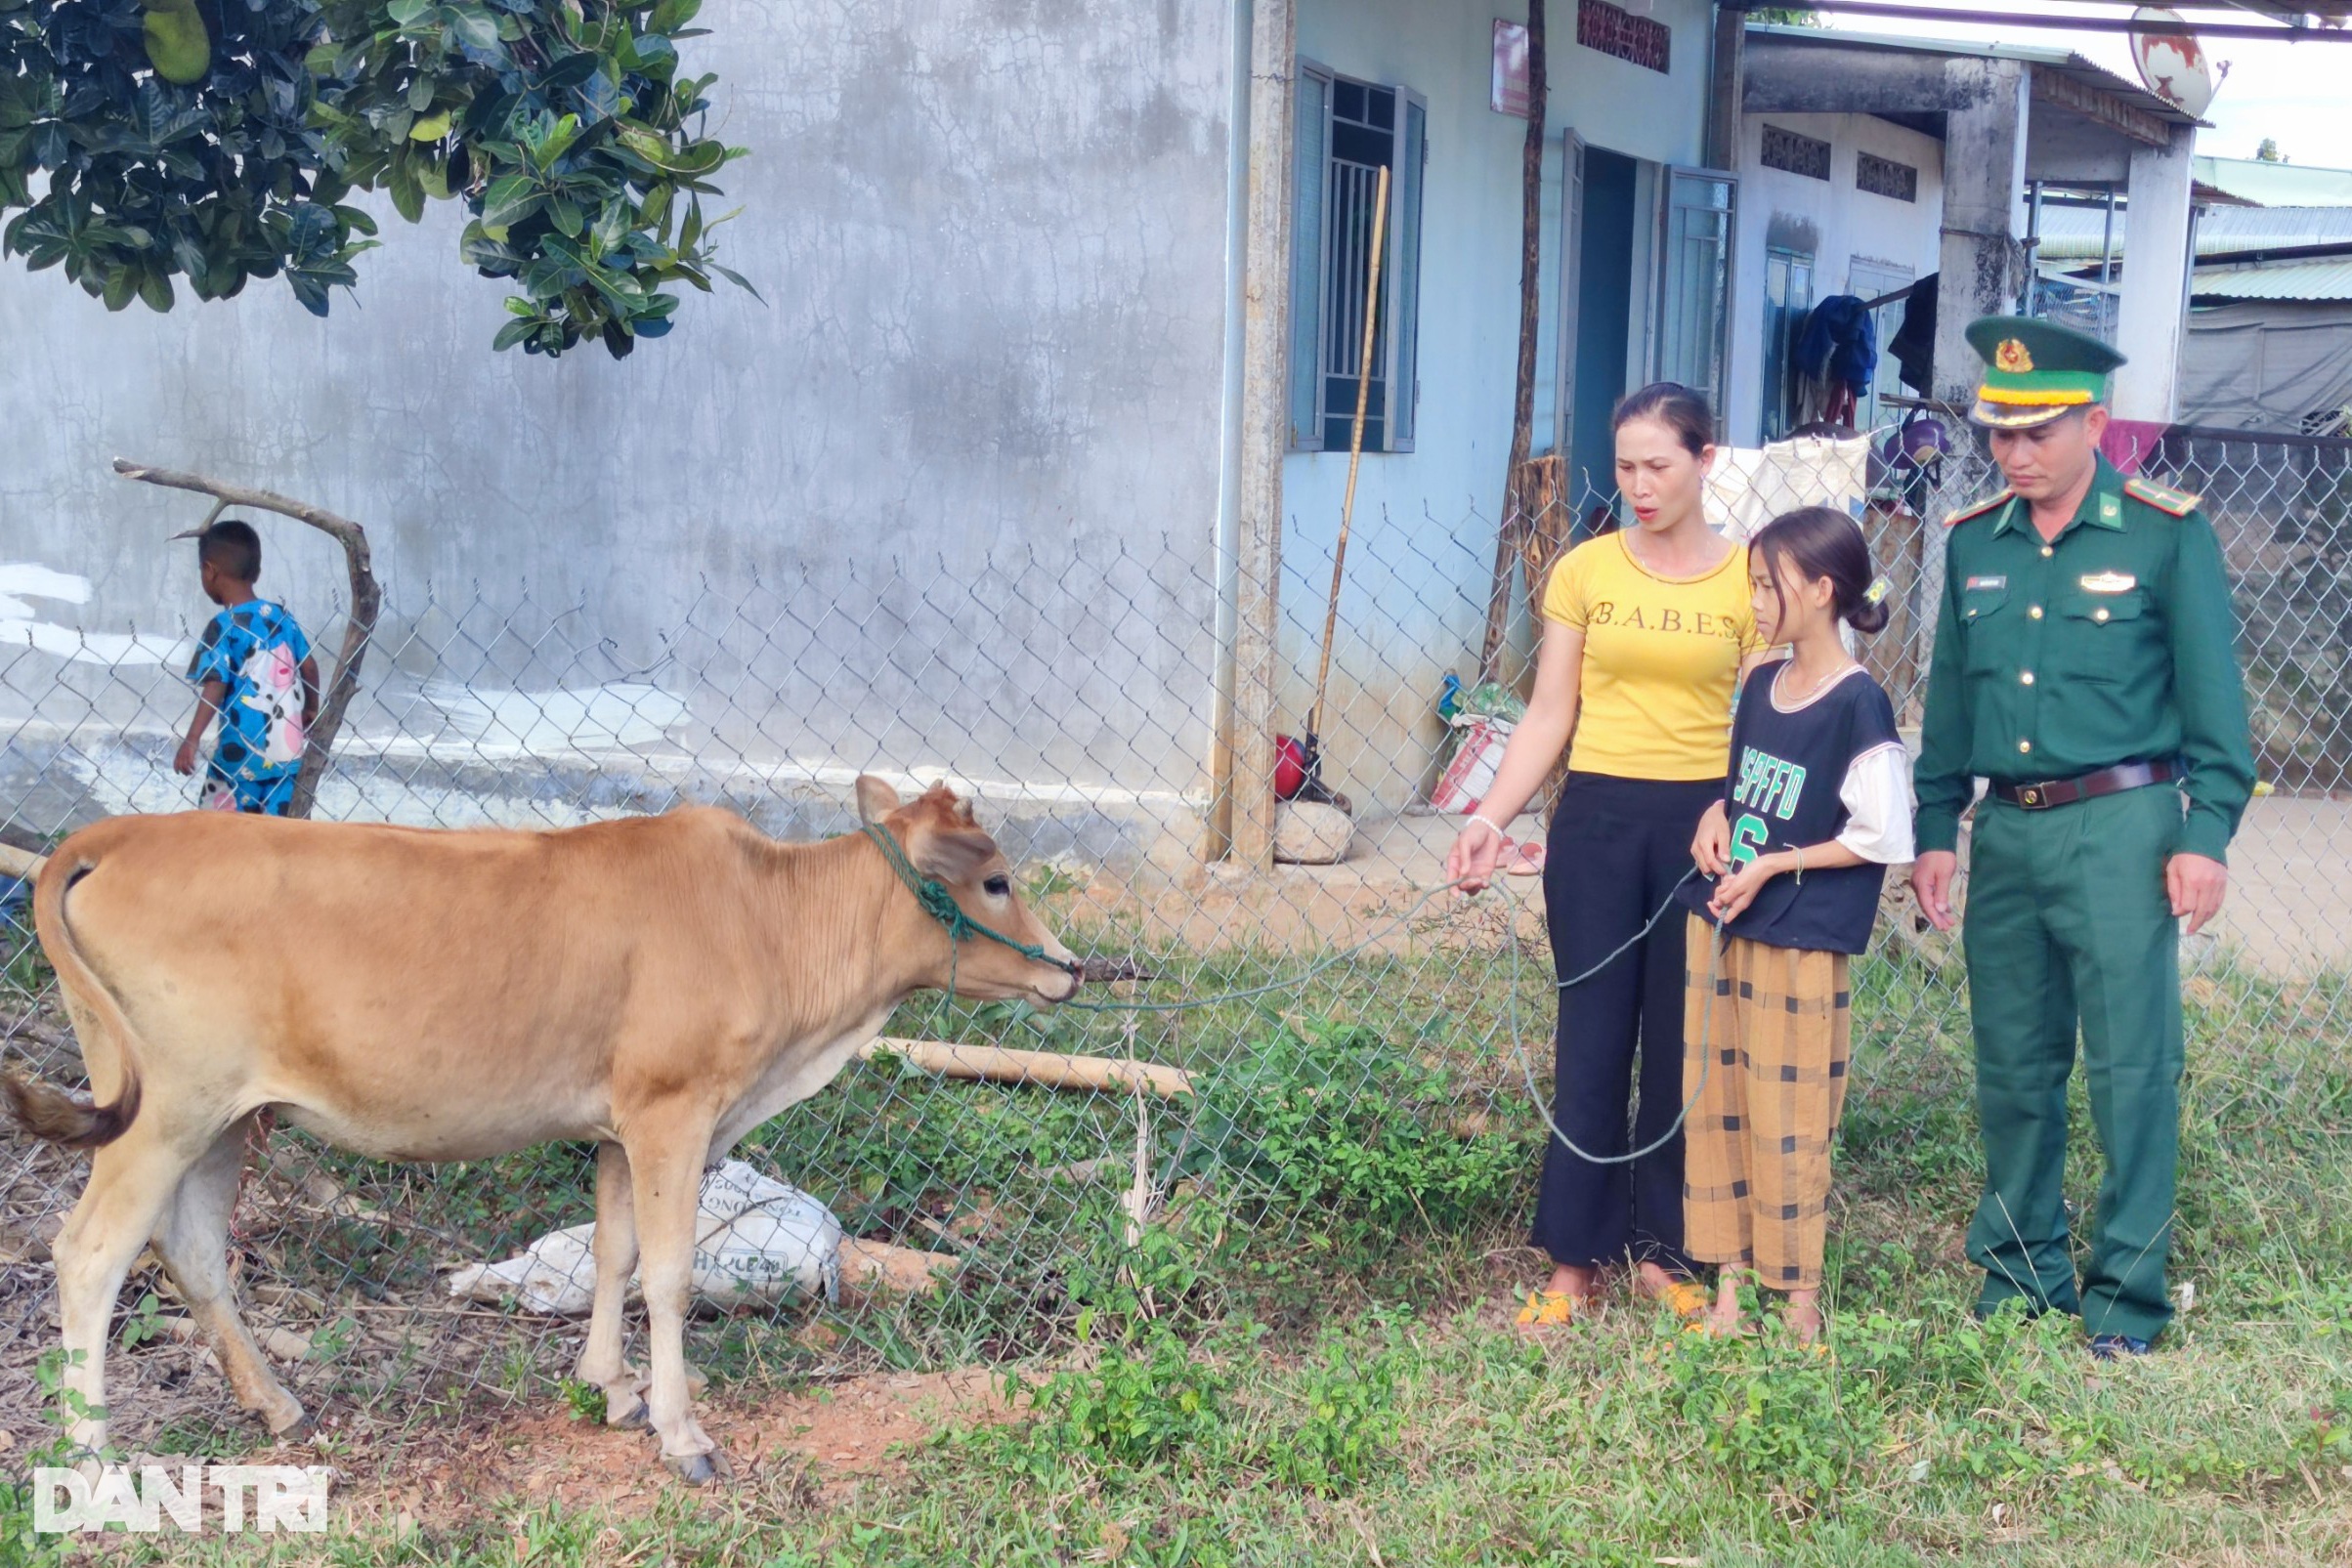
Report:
1578,0,1671,75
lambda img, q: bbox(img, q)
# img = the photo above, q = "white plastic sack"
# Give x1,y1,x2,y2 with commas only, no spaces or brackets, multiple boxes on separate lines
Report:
445,1160,841,1315
1430,716,1514,815
1706,434,1872,544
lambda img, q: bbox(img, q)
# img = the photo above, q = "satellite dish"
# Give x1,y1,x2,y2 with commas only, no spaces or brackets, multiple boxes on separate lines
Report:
2131,7,2217,119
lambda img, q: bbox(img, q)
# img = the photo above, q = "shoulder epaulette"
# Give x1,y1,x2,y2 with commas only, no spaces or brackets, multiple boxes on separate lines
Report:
2123,476,2200,517
1944,488,2014,529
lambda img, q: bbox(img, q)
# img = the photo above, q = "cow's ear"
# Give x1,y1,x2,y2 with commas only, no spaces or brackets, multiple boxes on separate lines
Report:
910,820,998,885
855,775,901,826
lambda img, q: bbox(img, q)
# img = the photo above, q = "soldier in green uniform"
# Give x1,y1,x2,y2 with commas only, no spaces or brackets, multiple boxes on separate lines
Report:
1911,318,2255,1357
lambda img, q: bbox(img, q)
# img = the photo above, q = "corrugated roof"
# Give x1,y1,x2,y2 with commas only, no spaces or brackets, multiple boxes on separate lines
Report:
1746,23,2204,128
2037,204,2352,260
2193,256,2352,301
2192,155,2352,207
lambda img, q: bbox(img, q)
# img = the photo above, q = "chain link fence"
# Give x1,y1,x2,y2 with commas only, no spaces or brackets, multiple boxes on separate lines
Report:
3,415,2348,1450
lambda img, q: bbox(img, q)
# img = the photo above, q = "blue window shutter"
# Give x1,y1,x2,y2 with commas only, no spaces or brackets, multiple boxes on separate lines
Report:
1390,96,1426,452
1288,68,1330,452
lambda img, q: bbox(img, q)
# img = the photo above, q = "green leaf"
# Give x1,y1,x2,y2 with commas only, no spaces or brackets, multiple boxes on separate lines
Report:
650,0,705,34
713,264,763,305
448,8,503,53
137,270,174,313
386,0,434,25
408,111,452,143
548,195,583,237
389,164,426,225
638,183,672,236
492,317,537,351
538,53,601,93
478,172,541,233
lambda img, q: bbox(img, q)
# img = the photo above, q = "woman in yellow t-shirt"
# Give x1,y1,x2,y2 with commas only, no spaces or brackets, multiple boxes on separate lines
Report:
1445,383,1761,1328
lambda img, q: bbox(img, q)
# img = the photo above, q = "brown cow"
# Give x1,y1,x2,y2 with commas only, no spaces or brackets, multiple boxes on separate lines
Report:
3,778,1079,1483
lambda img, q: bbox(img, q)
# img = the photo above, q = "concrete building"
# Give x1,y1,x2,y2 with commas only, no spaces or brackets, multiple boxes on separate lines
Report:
2,1,1743,867
1726,24,2204,444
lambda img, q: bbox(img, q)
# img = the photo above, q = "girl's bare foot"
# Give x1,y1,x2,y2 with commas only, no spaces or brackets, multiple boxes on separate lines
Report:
1633,1259,1710,1318
1696,1270,1747,1337
1783,1290,1824,1344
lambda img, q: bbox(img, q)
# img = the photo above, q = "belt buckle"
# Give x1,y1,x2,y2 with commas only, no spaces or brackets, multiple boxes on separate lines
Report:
2019,785,2043,808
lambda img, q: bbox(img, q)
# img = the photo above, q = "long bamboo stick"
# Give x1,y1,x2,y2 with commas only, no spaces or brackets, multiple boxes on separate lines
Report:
1309,161,1390,742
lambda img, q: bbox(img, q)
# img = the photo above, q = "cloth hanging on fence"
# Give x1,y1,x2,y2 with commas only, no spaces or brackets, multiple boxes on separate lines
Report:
2099,418,2170,478
1794,295,1878,401
1705,433,1874,544
1889,273,1939,395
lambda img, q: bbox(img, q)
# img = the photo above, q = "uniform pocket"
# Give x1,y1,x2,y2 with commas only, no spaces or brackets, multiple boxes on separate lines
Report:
1958,580,2011,674
2054,588,2156,683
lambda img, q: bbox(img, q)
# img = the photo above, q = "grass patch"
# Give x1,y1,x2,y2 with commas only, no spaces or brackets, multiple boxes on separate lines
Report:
8,911,2351,1562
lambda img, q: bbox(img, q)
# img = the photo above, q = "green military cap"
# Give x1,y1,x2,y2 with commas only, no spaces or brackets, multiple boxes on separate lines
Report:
1963,316,2127,430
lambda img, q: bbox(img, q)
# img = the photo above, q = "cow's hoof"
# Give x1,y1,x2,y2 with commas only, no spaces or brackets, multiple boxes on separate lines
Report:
663,1449,729,1487
265,1403,312,1439
607,1399,650,1432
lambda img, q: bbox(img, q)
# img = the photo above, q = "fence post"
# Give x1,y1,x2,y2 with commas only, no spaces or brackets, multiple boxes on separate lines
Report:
1228,0,1296,870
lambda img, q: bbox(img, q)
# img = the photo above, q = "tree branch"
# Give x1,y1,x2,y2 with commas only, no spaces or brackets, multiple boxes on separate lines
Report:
1480,1,1547,684
111,459,380,820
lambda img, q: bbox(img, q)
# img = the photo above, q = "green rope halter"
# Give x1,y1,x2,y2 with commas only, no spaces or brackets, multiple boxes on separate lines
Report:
862,821,1077,978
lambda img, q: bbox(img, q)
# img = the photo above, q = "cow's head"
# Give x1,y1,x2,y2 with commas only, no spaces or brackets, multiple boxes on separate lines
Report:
856,777,1082,1005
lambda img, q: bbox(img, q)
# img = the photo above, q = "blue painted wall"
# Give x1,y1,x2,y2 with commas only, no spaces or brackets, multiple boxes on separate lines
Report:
1279,0,1715,808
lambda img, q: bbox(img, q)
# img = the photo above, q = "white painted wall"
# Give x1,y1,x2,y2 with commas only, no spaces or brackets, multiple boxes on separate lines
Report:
1282,0,1712,806
1723,110,1946,447
0,2,1238,830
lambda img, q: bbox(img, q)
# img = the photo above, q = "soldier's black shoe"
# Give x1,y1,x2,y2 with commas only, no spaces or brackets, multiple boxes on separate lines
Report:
2087,1334,2152,1360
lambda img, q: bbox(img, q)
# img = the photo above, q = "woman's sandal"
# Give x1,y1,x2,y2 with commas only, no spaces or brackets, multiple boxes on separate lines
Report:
1514,1289,1584,1329
1649,1280,1712,1320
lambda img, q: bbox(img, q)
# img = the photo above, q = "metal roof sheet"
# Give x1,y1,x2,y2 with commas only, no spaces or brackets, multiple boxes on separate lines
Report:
2193,256,2352,301
2192,155,2352,207
2037,204,2352,260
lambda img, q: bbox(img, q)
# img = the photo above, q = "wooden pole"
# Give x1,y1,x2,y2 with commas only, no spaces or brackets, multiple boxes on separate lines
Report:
113,459,380,821
1309,161,1389,742
859,1038,1194,1099
1476,0,1546,685
1229,0,1297,870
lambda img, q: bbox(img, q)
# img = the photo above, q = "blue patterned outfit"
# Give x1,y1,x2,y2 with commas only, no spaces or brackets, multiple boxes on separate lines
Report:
187,600,313,815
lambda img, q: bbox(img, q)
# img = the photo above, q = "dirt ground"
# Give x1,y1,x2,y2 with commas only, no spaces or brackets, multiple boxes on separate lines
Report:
16,1364,1012,1545
329,1367,1012,1530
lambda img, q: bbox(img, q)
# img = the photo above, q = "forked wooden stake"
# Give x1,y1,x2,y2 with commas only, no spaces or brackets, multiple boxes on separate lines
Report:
113,458,380,821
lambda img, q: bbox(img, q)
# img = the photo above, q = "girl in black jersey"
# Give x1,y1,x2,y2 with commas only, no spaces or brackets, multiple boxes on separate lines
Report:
1682,507,1916,1343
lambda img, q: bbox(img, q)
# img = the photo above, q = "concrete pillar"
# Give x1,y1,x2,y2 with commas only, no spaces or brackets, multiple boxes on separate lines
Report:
1226,0,1293,869
2112,123,2196,423
1931,59,2031,405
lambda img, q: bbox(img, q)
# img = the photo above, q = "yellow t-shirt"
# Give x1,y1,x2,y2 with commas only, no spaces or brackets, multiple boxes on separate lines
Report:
1539,532,1760,781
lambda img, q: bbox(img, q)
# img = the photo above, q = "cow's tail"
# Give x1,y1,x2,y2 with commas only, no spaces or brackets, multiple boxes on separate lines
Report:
3,851,142,1149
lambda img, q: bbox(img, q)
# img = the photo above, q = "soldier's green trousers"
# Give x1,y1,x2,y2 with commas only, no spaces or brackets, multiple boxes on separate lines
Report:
1962,784,2184,1344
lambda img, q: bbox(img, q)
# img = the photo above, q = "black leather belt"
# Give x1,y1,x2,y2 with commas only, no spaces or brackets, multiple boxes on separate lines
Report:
1989,759,2178,811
